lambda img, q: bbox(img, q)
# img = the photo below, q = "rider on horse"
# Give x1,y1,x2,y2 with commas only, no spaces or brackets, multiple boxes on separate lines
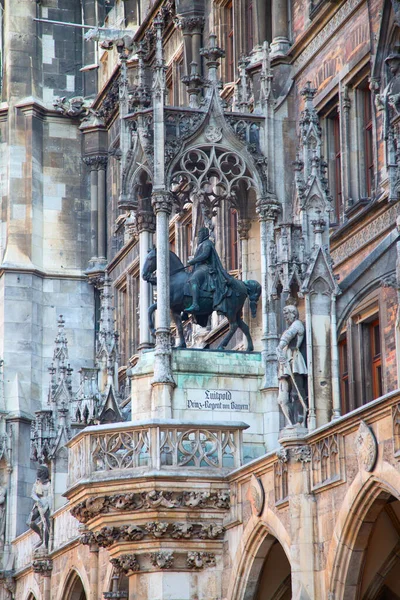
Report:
185,227,231,314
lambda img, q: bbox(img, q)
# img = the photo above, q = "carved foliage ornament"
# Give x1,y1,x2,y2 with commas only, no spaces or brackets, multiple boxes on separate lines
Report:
111,554,140,575
32,559,53,576
187,552,216,569
71,490,230,523
150,551,174,569
354,420,377,472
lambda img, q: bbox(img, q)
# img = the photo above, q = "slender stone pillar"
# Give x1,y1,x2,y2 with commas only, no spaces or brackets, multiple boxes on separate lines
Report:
305,293,316,431
97,157,108,259
339,84,352,211
270,0,290,57
257,197,280,450
138,210,156,350
331,295,341,420
150,16,175,411
84,157,99,259
238,218,252,330
151,193,175,406
89,543,99,600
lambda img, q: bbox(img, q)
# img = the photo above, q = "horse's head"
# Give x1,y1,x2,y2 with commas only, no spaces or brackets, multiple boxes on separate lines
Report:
142,247,157,282
244,280,262,318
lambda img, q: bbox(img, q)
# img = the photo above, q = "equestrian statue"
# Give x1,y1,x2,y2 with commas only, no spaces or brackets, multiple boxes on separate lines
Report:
142,227,261,351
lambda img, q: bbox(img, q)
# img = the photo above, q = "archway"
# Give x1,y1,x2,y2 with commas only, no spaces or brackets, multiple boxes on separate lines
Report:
241,533,292,600
62,571,87,600
332,488,400,600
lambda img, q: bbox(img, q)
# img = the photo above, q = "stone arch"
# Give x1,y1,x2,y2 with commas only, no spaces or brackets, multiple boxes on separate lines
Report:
26,593,38,600
228,512,292,600
328,469,400,600
57,567,88,600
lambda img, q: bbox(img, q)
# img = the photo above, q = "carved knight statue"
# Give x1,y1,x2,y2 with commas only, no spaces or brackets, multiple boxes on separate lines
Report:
276,305,308,427
185,227,231,314
27,465,53,551
375,52,400,136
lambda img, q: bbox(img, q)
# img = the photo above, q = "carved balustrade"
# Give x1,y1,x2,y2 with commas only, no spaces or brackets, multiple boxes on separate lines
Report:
67,420,248,488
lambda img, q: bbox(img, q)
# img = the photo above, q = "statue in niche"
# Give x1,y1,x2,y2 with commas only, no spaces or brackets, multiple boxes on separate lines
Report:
142,227,262,351
27,465,52,551
276,305,308,427
375,52,400,134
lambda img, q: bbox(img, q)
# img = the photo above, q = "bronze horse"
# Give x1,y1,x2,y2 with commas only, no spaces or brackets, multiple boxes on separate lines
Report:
142,248,261,351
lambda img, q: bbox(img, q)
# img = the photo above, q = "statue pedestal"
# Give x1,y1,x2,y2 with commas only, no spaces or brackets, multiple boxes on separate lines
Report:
278,424,308,443
129,348,270,460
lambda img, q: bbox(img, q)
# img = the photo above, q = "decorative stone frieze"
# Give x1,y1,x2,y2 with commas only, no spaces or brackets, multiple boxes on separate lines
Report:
71,490,230,523
256,197,280,222
292,445,312,464
355,421,377,472
53,95,94,119
187,552,216,569
111,554,140,575
80,521,225,547
149,551,174,569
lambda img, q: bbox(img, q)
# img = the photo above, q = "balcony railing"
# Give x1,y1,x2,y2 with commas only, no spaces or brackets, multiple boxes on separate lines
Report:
67,419,249,489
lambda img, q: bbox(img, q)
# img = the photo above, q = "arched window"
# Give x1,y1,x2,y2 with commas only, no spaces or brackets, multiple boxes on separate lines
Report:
62,571,87,600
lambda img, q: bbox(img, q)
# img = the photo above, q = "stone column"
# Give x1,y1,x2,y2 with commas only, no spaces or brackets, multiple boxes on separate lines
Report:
84,157,99,259
32,557,53,600
270,0,290,57
176,17,205,77
138,210,156,350
257,198,281,450
97,156,108,260
151,193,175,410
238,218,252,330
89,543,99,600
339,84,352,211
305,293,316,431
331,295,341,420
150,16,175,412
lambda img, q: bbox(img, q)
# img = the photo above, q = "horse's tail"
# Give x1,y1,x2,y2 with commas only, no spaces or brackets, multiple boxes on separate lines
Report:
244,280,262,318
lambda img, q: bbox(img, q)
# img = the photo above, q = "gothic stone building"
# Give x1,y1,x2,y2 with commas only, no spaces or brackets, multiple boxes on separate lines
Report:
0,0,399,599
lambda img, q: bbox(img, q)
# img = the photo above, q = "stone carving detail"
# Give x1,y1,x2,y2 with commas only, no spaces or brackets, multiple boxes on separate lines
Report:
311,434,341,489
355,420,377,472
149,551,174,569
170,146,257,209
145,521,168,538
71,490,230,523
111,554,140,574
249,474,265,517
174,16,205,32
53,95,94,119
198,524,225,539
392,403,400,457
91,429,151,471
152,191,174,215
32,558,53,575
97,78,120,123
187,552,216,569
274,448,288,505
137,210,156,234
27,465,53,551
0,571,16,598
80,522,225,547
293,445,312,463
204,125,223,143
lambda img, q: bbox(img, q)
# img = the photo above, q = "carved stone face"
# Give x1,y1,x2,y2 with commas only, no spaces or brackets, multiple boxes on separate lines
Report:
283,305,298,325
387,56,400,76
37,465,50,483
